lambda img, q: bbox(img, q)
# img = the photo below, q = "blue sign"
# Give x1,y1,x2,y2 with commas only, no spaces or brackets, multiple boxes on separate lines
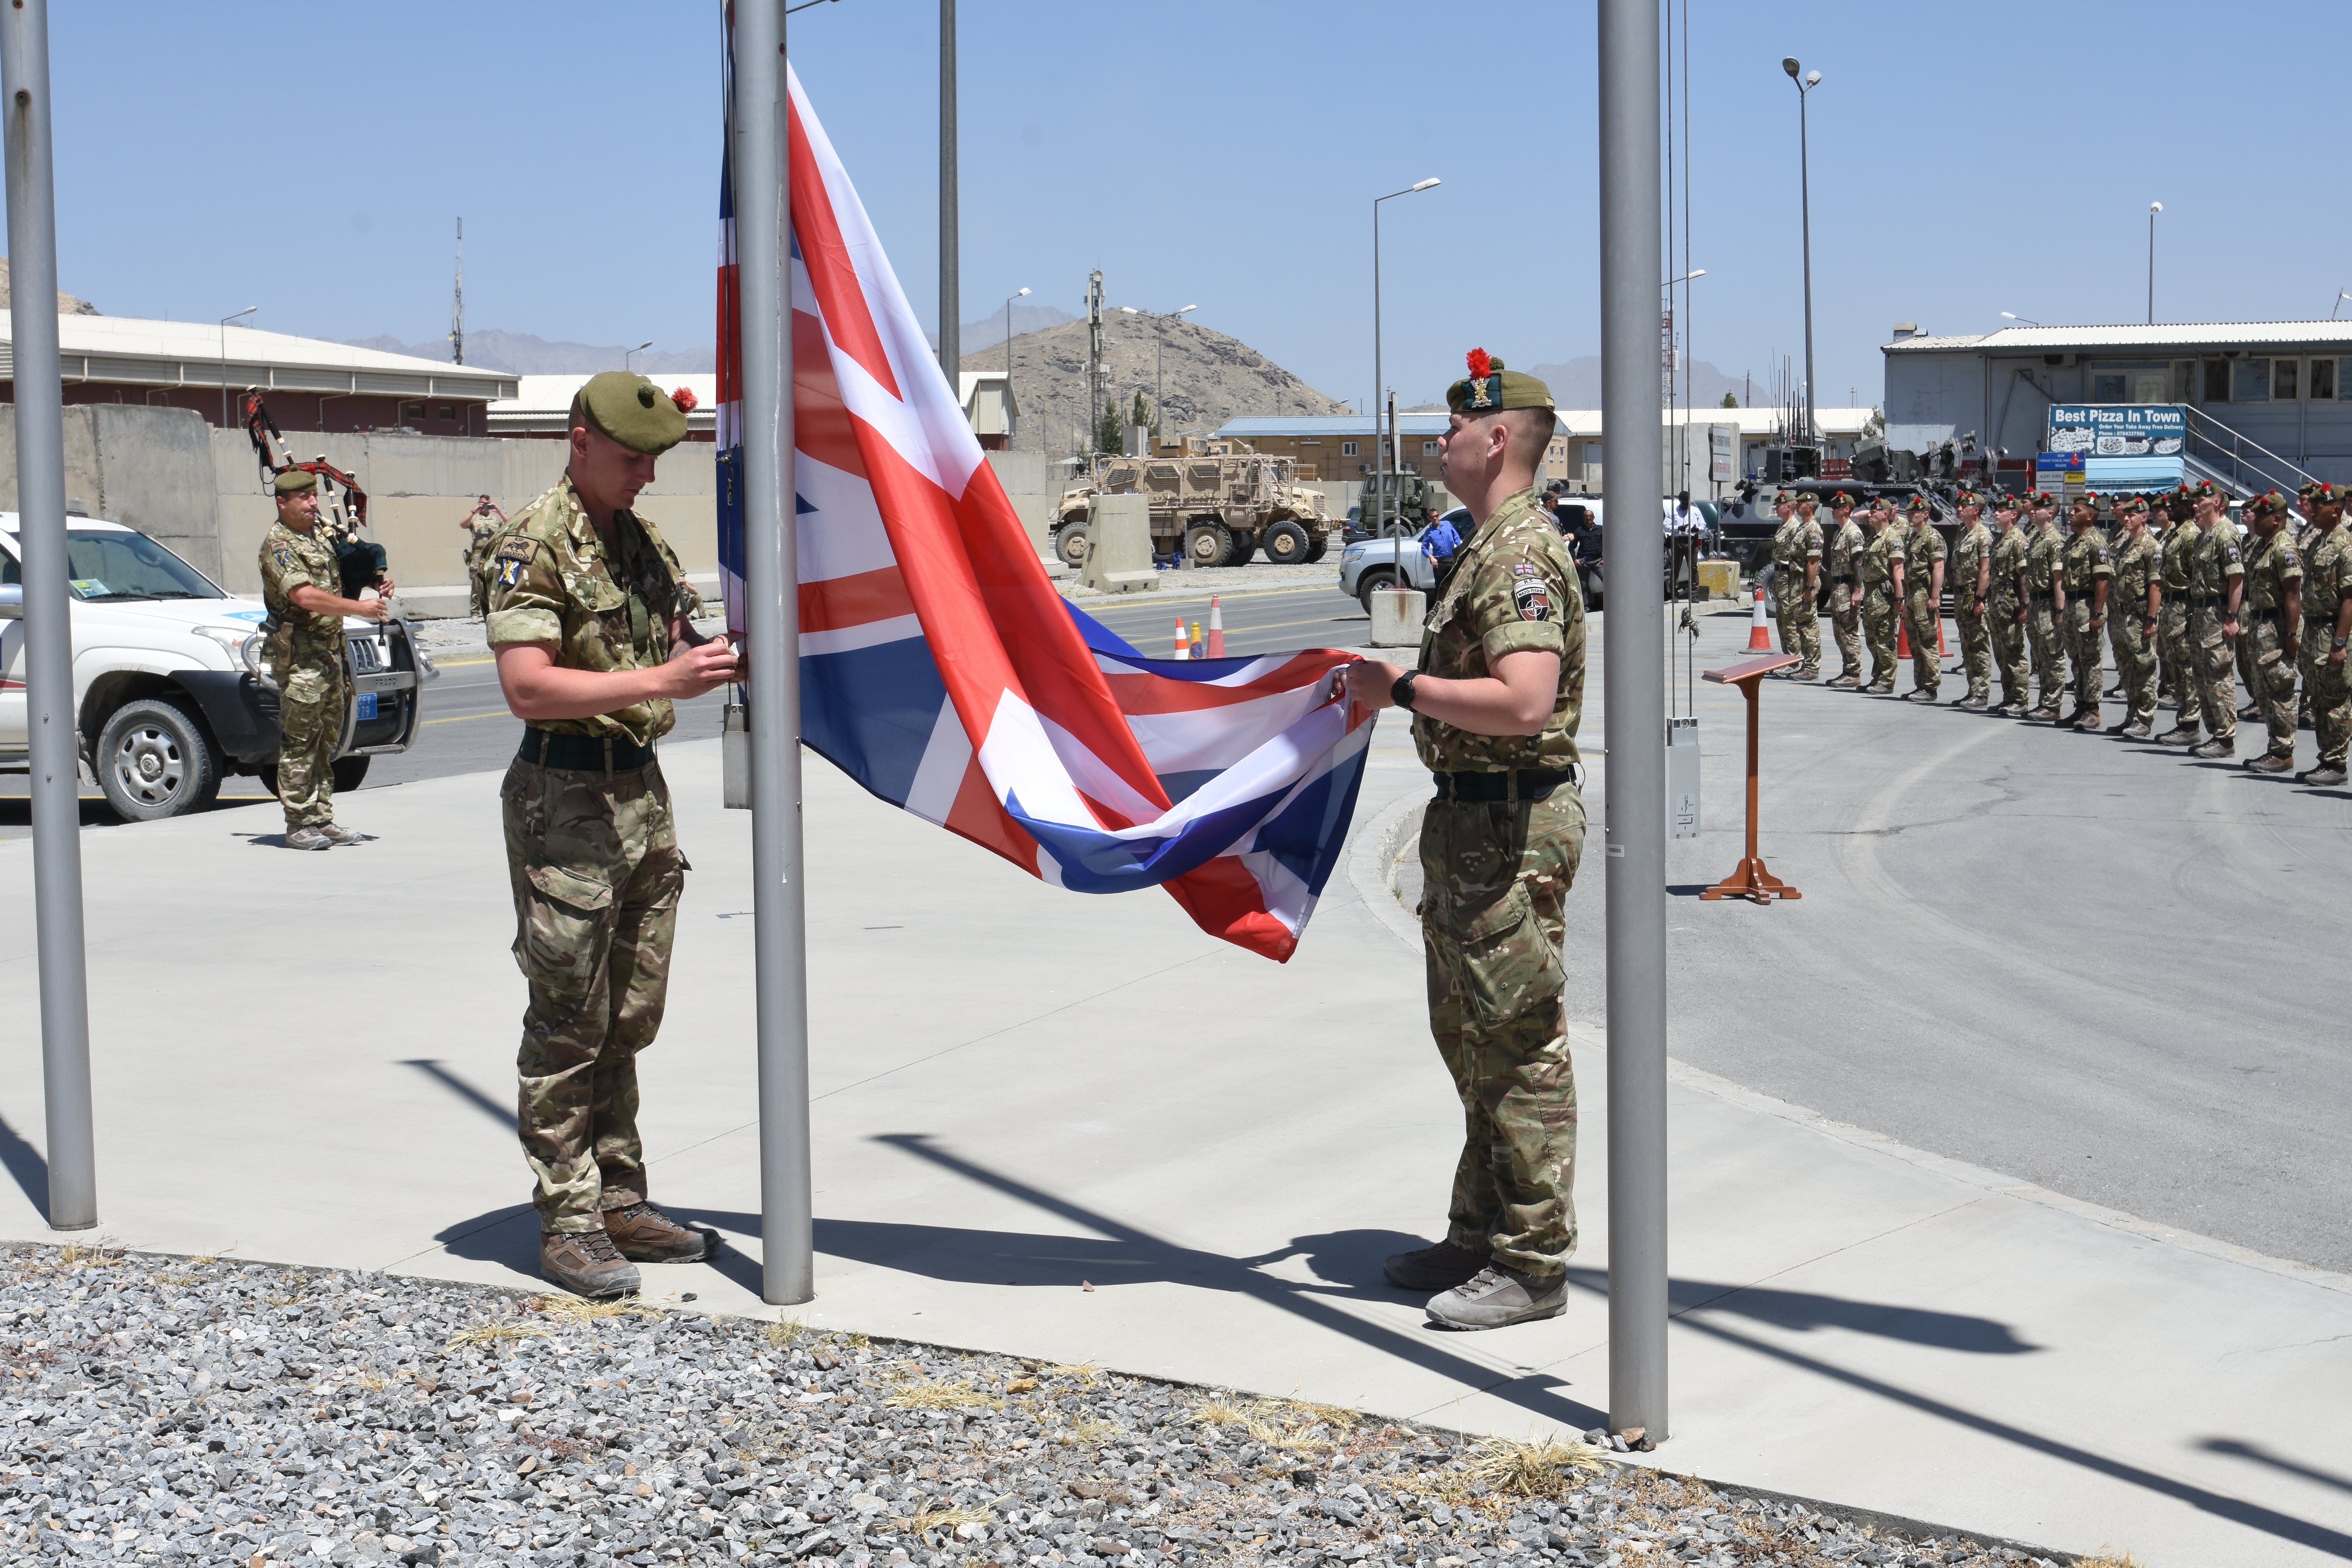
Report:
356,692,378,721
2045,403,2188,458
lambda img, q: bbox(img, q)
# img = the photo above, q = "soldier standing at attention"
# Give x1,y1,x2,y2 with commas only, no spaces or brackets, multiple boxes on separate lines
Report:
1822,492,1867,687
1947,492,1993,709
2156,488,2201,745
1988,495,2032,715
1766,495,1800,665
2058,494,2112,730
2022,493,2068,719
2294,482,2323,732
1346,352,1584,1332
1900,494,1946,702
2294,481,2352,786
2186,481,2245,760
2238,491,2303,774
460,494,511,620
2105,495,2161,737
1772,494,1824,679
258,469,394,851
487,372,740,1298
1860,498,1902,693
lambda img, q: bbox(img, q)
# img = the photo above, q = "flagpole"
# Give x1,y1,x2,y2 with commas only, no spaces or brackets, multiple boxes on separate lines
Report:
735,0,814,1306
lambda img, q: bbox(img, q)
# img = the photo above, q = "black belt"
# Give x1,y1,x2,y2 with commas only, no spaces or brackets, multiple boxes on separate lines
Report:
2029,592,2054,604
518,728,657,773
1432,768,1578,803
2186,596,2223,609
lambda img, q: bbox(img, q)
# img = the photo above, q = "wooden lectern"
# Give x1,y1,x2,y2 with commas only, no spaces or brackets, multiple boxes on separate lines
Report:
1699,652,1802,905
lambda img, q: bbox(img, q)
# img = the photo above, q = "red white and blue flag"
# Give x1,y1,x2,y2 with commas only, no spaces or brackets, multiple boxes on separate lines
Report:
718,41,1370,962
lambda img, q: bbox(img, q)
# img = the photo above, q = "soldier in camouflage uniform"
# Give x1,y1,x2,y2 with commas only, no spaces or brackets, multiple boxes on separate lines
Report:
2058,495,2112,730
460,495,511,619
1348,353,1584,1332
2295,481,2352,785
2238,490,2303,773
1988,496,2032,714
2104,495,2161,738
2156,488,2202,744
487,372,737,1299
1860,499,1901,693
2186,482,2245,759
1948,492,1993,708
1822,492,1867,687
257,468,392,850
1769,495,1823,679
1900,494,1946,702
2022,493,2068,719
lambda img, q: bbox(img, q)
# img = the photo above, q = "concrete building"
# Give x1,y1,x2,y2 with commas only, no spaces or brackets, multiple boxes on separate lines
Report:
0,312,516,436
958,370,1018,450
1883,319,2352,490
490,374,720,441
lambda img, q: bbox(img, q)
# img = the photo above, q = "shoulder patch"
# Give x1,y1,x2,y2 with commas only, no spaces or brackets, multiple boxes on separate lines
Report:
495,536,540,564
1512,561,1541,576
271,547,296,571
2284,550,2299,567
1513,576,1554,622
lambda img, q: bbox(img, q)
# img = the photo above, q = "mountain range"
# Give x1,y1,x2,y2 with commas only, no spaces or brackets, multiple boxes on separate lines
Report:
344,330,713,376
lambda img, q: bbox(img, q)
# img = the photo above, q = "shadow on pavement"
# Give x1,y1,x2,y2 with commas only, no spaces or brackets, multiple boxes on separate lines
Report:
0,1111,48,1214
2203,1437,2352,1500
399,1058,514,1131
1559,1265,2039,1355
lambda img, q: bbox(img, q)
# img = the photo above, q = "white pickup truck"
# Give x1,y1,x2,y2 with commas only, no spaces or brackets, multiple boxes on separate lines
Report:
0,512,433,821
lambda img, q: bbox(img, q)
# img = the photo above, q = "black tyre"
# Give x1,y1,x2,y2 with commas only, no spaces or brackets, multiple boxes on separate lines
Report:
95,697,222,822
1185,522,1232,568
1055,522,1091,569
332,755,371,793
255,764,280,798
1261,519,1312,566
1304,534,1329,564
1227,531,1258,565
1355,567,1398,616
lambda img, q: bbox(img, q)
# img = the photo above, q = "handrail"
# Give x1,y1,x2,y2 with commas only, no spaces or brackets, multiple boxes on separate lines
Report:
2181,404,2319,497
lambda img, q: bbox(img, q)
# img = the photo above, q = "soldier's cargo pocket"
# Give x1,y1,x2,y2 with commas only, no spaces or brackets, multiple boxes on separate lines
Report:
1436,880,1559,1034
517,862,617,1006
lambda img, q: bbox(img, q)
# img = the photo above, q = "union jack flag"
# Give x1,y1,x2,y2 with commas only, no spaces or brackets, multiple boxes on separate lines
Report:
717,31,1370,962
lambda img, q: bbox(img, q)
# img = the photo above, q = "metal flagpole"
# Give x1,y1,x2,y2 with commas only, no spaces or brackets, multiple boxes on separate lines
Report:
2,0,96,1232
937,0,957,381
1597,0,1667,1441
735,0,813,1305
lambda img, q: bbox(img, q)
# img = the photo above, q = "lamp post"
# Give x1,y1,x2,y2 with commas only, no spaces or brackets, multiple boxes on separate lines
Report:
2000,311,2042,328
1154,303,1195,448
218,305,257,427
625,339,653,372
2147,201,2161,324
999,287,1027,445
2334,291,2352,322
1372,177,1440,537
1781,57,1821,445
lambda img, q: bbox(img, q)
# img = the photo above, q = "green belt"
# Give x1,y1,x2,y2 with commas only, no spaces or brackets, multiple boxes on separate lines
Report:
518,728,657,773
1432,768,1577,803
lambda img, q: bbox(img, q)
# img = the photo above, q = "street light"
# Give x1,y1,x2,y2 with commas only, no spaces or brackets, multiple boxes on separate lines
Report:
218,305,257,428
624,339,653,372
1781,57,1821,444
2334,290,2352,322
1154,303,1195,447
2147,201,2161,323
1000,287,1029,444
1663,268,1706,288
1372,176,1440,537
2000,311,2042,327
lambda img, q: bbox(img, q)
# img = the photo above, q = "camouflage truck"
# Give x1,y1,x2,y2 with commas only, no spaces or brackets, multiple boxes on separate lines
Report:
1054,441,1337,570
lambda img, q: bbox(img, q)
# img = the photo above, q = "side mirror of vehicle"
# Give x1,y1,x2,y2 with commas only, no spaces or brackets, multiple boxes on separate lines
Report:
0,584,21,621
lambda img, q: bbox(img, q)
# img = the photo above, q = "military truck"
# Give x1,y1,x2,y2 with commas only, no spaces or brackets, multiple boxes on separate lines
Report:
1054,441,1338,570
1349,471,1441,540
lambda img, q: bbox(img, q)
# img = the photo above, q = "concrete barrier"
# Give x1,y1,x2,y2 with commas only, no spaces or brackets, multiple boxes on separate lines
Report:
1079,492,1158,594
1697,559,1740,601
1368,586,1425,646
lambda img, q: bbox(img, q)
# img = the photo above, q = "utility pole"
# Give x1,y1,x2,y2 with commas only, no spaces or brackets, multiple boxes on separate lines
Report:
450,217,465,366
1086,269,1104,454
1600,0,1668,1445
936,0,958,383
1782,57,1822,446
2,0,96,1232
732,0,813,1307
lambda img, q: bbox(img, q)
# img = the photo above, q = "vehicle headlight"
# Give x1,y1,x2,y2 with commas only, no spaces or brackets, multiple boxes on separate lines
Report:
190,625,261,667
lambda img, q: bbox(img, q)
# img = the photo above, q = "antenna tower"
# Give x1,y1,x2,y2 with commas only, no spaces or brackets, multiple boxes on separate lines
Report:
449,218,466,366
1085,269,1104,452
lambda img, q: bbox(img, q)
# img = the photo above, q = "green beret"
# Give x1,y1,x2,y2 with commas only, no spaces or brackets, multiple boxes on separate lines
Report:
1445,348,1553,415
580,371,689,455
2311,482,2348,506
2117,494,2149,512
1826,490,1857,508
272,468,318,496
1906,493,1931,512
2248,490,2289,517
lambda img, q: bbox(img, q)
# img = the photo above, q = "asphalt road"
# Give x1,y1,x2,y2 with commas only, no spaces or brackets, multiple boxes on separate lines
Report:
1077,581,1371,660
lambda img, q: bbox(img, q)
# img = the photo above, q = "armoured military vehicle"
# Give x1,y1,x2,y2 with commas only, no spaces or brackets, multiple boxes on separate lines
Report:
1054,441,1337,570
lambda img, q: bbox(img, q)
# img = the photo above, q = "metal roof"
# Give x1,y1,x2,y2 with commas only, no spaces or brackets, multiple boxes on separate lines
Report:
1885,320,2352,354
1215,407,1879,439
489,373,718,434
0,311,518,399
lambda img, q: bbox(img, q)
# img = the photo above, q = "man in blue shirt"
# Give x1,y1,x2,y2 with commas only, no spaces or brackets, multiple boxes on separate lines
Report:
1423,506,1466,567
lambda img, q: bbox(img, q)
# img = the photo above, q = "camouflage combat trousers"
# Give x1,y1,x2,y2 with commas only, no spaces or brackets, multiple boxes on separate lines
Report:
2192,609,2238,742
271,650,347,831
2237,605,2263,716
1903,590,1940,695
466,542,494,618
1955,602,1991,702
2064,600,2102,717
2110,610,2158,728
2301,627,2350,767
1776,590,1821,676
2160,601,2196,731
1862,586,1898,688
1989,599,2028,707
503,754,687,1233
2027,599,2065,710
2248,615,2298,759
1829,582,1862,681
1419,786,1585,1277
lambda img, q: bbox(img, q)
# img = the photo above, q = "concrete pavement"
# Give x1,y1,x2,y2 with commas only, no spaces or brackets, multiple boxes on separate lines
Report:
0,707,2347,1562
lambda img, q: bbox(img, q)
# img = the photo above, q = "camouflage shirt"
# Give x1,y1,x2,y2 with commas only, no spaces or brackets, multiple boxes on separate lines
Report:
2024,522,2065,594
2243,530,2303,614
1860,525,1898,591
257,519,343,662
2159,519,2198,592
2189,522,2245,601
485,474,701,748
1412,487,1585,774
2110,529,2159,615
2061,526,2113,594
1771,514,1823,577
1902,520,1946,595
1950,521,1992,603
2302,521,2352,623
1989,525,2031,606
1825,517,1866,584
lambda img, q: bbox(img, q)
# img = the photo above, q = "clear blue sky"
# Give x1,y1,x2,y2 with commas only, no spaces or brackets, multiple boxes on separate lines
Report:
45,1,2352,415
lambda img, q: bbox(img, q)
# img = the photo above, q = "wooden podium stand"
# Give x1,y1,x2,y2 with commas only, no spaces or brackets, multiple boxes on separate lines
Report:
1700,652,1802,905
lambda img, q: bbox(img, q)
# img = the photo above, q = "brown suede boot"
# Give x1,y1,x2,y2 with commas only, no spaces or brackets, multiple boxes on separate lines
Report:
604,1201,711,1263
541,1227,639,1299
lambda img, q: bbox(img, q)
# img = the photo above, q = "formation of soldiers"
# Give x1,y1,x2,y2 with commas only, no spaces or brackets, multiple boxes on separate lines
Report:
1766,479,2352,787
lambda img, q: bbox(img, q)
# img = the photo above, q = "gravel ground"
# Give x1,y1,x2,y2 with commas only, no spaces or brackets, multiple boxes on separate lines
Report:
0,1245,2080,1568
1058,563,1340,603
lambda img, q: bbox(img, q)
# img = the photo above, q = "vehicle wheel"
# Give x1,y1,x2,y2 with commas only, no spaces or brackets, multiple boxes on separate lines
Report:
255,765,280,798
1356,567,1398,616
1055,521,1091,569
1303,534,1329,564
1185,522,1232,568
332,755,371,793
1227,531,1258,565
95,697,222,822
1261,519,1311,566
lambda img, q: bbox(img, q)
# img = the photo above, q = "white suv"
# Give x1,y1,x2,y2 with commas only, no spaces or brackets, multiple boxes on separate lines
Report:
0,512,432,821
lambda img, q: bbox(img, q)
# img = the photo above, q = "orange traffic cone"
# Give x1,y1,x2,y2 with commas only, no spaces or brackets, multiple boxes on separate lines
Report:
1898,617,1911,659
1746,583,1774,652
1206,595,1226,658
1173,617,1191,660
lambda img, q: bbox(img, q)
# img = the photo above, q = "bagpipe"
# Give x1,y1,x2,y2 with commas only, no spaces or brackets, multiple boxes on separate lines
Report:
243,393,388,598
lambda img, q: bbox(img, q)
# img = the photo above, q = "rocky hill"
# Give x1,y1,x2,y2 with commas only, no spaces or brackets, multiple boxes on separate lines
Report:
963,313,1346,457
0,256,99,315
345,330,712,376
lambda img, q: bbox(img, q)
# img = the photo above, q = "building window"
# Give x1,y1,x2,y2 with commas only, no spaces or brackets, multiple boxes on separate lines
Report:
2231,359,2271,403
2313,359,2338,401
2131,370,2169,403
2274,359,2300,400
1296,437,1321,446
1421,439,1441,456
1583,442,1603,466
2092,373,2127,401
2203,360,2231,403
1340,441,1358,457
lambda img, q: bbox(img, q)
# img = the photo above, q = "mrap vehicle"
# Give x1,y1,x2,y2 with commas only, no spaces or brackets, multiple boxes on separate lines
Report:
0,512,432,821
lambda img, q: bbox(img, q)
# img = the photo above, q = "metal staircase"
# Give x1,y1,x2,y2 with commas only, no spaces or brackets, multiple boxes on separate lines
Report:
2181,406,2319,500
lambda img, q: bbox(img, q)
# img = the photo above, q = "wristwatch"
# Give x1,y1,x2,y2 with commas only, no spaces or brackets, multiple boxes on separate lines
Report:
1391,670,1420,712
2336,636,2349,650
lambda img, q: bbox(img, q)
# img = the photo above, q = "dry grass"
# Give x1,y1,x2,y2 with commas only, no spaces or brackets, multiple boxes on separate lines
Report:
444,1321,550,1353
845,1333,871,1350
1043,1362,1100,1384
1057,1417,1122,1446
895,1505,993,1538
883,1379,990,1412
765,1317,804,1346
58,1241,123,1270
1187,1393,1360,1454
528,1293,644,1324
1464,1433,1604,1499
351,1374,389,1392
2078,1553,2147,1568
